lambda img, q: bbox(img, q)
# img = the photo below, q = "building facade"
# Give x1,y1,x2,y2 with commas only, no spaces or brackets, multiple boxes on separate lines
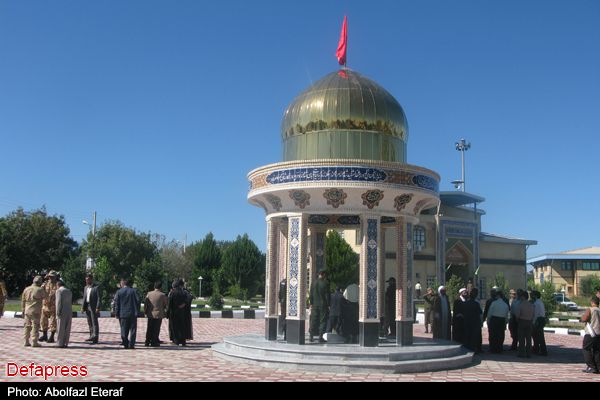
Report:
343,191,537,300
528,247,600,296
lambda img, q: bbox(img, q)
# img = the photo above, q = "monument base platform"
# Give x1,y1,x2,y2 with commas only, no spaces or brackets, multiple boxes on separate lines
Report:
212,333,473,374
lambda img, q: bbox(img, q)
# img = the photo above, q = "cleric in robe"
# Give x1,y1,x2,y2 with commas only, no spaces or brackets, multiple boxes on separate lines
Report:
433,286,451,340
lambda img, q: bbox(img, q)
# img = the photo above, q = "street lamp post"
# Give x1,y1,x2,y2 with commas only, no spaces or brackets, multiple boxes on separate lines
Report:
455,139,471,192
198,276,203,298
82,211,97,235
83,212,97,271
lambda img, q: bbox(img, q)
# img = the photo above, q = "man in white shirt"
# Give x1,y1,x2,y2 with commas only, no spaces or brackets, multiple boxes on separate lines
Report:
531,291,548,356
486,290,510,354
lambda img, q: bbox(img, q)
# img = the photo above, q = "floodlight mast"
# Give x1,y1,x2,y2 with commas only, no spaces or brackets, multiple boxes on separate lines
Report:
455,139,471,192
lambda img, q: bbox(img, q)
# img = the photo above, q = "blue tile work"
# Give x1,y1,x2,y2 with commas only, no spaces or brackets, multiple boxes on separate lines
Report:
314,231,326,272
259,166,439,195
288,217,300,318
366,218,379,319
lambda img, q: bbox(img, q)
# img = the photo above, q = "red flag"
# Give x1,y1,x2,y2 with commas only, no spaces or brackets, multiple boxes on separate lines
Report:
335,15,347,67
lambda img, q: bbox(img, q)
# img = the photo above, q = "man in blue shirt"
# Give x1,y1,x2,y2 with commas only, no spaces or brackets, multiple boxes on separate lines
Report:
114,278,141,349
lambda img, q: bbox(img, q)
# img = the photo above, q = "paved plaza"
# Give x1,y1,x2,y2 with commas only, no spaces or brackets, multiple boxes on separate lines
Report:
0,316,598,383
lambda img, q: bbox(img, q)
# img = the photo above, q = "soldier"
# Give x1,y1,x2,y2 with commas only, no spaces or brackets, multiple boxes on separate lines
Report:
21,276,49,347
0,273,9,320
39,270,59,343
308,269,330,343
422,287,437,334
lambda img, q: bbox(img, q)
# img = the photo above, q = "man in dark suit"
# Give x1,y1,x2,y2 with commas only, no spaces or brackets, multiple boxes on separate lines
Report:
144,281,168,347
55,280,73,348
114,277,140,349
327,285,344,333
81,274,102,344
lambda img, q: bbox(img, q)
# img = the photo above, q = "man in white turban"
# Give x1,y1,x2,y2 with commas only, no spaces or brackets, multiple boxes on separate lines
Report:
452,288,468,343
433,286,451,340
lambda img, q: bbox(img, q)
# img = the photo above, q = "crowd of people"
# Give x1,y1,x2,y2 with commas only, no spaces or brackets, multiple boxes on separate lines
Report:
13,271,195,349
422,284,600,374
292,271,600,375
5,270,600,374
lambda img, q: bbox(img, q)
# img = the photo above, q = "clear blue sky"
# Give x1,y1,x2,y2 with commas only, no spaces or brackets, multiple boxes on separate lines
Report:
1,1,598,261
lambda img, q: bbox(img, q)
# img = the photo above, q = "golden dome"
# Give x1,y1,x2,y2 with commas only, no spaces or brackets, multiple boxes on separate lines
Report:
280,68,408,162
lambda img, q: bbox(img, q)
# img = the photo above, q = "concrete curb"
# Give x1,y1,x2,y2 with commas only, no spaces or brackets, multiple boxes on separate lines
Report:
2,309,266,319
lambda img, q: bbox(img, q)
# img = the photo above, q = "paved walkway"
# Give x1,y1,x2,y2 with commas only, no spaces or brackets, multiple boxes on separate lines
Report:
0,317,598,382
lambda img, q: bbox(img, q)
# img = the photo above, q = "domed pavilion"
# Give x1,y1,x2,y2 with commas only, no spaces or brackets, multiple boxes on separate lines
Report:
247,68,440,347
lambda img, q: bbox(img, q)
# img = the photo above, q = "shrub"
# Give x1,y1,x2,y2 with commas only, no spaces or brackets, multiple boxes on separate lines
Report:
208,283,224,310
578,274,600,298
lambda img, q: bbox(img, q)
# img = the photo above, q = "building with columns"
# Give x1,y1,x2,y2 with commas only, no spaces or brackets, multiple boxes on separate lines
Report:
247,68,441,347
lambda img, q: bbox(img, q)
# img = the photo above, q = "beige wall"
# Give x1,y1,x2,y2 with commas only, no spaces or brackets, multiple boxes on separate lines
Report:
533,260,600,295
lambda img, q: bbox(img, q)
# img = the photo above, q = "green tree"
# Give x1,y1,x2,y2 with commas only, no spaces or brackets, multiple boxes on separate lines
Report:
445,274,465,306
135,257,164,302
528,280,557,320
220,233,264,301
60,250,87,304
579,274,600,298
82,220,158,307
0,206,78,275
325,230,359,293
154,235,194,286
527,270,535,288
91,256,119,311
488,272,510,296
192,232,222,297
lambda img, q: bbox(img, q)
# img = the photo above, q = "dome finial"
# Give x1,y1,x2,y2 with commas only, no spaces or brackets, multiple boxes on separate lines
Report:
335,15,347,68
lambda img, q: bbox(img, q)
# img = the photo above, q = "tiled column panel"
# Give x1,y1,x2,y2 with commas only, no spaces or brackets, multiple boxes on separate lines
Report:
312,229,327,277
396,217,414,345
359,214,380,347
286,214,308,344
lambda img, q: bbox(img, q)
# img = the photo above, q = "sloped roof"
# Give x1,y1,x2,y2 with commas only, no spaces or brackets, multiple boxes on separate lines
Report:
556,246,600,255
480,232,538,246
527,246,600,264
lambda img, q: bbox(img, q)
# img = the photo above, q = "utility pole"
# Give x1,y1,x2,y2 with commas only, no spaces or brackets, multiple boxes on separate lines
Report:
455,139,471,192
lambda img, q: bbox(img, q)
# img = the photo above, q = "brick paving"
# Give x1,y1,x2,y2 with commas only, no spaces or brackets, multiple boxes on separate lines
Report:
1,316,599,382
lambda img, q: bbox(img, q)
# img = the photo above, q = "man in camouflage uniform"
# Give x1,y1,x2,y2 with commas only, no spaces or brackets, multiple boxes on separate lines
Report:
21,276,49,347
0,273,9,320
39,270,58,343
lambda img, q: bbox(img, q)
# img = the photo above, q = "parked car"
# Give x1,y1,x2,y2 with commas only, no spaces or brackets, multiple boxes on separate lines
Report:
553,293,578,310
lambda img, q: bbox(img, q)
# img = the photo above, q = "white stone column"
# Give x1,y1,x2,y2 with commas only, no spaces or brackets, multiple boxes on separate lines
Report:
264,216,279,340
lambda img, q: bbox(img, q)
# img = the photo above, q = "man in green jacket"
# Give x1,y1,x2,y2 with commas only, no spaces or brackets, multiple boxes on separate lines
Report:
309,270,331,343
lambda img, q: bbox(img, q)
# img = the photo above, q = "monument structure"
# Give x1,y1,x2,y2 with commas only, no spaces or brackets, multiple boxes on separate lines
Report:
247,66,440,347
213,20,476,373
